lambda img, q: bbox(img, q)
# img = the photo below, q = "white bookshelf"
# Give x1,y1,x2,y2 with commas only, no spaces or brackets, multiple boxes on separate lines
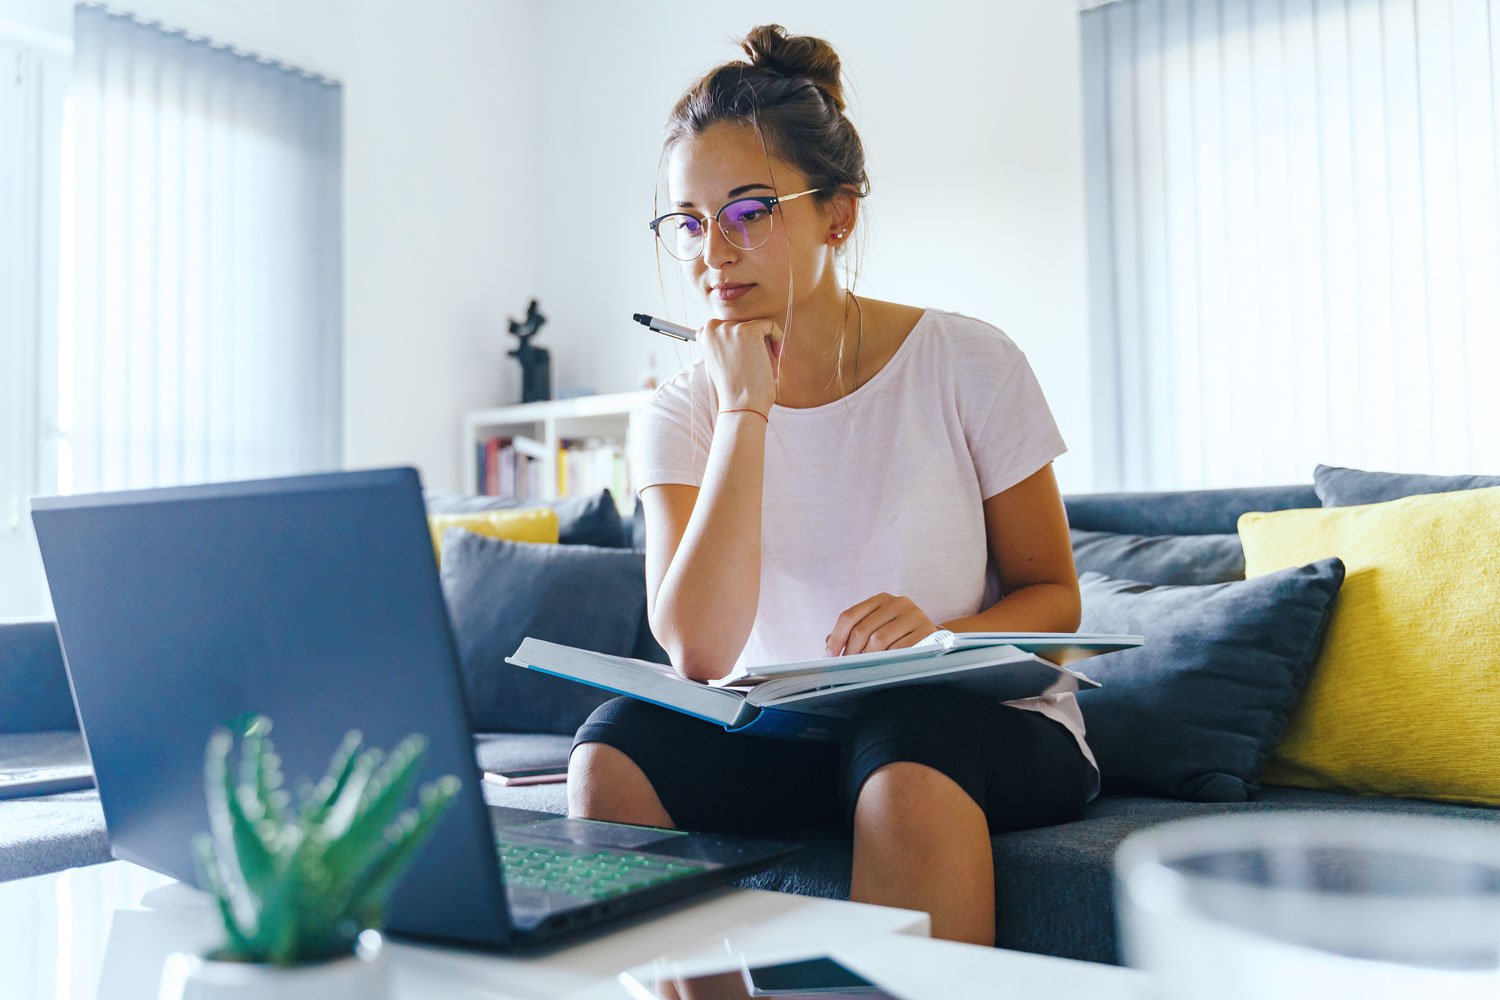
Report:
461,389,655,500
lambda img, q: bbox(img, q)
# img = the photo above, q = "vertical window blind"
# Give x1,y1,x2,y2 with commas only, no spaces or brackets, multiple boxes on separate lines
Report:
1082,0,1500,491
65,5,343,495
1,30,66,619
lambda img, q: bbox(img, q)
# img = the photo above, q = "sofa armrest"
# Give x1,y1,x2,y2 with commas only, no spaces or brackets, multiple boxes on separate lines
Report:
0,621,80,735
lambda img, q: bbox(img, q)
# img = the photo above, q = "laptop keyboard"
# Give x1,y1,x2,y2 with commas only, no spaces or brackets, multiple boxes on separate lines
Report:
496,839,710,899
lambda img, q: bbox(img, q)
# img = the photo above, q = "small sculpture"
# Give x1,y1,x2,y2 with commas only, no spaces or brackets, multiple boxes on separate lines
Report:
508,299,551,403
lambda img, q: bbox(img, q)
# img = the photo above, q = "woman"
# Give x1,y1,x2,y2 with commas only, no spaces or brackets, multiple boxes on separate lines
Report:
567,25,1092,946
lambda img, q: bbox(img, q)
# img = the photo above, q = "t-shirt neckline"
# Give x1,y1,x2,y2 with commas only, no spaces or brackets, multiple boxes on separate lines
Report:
768,308,933,416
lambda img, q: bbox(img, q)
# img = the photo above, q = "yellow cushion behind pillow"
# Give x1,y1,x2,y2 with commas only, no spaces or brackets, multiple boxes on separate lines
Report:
1237,485,1500,806
428,508,558,565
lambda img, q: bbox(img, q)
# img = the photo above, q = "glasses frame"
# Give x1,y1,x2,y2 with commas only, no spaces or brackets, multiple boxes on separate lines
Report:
648,187,823,261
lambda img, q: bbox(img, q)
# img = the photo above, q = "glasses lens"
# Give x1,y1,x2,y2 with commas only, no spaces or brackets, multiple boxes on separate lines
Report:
656,214,704,261
719,199,773,251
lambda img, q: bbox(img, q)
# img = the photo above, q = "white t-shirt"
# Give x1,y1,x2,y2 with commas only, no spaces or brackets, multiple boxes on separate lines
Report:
631,307,1098,797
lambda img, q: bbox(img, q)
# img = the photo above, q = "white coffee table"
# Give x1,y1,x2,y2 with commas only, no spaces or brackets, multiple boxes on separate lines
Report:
2,859,927,999
575,929,1148,1000
0,859,1146,998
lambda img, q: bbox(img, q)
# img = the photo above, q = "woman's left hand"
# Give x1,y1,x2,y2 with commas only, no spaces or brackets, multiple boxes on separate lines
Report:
825,593,939,656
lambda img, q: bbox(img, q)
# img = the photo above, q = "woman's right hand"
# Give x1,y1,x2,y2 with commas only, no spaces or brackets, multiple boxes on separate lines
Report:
699,317,783,416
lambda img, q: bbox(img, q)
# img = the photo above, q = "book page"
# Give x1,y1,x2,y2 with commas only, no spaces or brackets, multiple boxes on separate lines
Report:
757,651,1098,715
744,645,1085,706
715,632,1140,686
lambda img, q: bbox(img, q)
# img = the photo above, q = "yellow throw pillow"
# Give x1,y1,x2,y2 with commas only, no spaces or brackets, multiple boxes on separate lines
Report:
1237,486,1500,806
428,507,558,565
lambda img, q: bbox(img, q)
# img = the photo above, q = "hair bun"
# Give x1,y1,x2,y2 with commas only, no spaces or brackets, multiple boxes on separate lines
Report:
740,24,846,113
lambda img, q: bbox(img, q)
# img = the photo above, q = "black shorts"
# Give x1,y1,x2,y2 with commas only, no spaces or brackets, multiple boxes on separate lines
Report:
571,685,1095,835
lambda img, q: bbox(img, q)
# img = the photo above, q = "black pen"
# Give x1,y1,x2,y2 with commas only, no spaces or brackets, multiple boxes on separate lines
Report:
632,313,698,342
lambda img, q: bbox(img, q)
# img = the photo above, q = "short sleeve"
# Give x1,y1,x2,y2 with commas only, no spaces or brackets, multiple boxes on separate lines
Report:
629,364,716,493
971,352,1067,499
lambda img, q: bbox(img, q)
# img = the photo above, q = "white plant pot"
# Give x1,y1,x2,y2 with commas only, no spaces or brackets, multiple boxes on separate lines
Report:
157,929,389,1000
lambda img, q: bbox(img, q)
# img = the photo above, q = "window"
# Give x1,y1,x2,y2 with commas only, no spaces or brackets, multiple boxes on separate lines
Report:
1,8,345,618
63,6,344,495
0,30,66,619
1082,0,1500,490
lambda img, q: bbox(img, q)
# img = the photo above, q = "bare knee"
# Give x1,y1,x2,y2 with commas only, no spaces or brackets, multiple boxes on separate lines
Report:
854,762,983,845
850,762,994,945
567,742,676,829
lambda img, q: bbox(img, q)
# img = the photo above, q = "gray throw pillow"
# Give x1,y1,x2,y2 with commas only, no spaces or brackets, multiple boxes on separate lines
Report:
424,488,626,548
1070,529,1244,586
1075,557,1345,802
1313,464,1500,508
0,621,79,733
631,496,647,550
439,531,646,734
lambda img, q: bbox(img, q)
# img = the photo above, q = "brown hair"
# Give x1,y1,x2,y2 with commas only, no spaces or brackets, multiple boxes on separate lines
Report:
657,25,872,420
660,24,871,254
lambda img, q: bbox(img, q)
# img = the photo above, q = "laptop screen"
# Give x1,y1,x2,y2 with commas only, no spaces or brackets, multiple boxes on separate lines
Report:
31,468,513,947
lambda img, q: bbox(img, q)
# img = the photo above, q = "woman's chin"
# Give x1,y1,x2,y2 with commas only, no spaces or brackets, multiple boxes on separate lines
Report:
710,300,775,322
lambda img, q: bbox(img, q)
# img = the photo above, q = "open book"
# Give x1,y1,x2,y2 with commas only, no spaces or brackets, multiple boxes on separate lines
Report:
505,631,1143,741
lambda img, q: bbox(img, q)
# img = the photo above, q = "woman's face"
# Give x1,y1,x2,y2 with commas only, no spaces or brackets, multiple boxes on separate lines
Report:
665,122,840,322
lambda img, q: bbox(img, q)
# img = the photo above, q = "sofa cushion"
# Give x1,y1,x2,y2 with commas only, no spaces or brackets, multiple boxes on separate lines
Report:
1075,558,1345,802
1240,486,1500,806
427,507,558,565
987,785,1500,965
1070,528,1244,586
1313,463,1500,507
439,532,644,733
470,732,576,814
0,731,109,882
424,487,626,548
472,732,576,773
0,621,78,734
1064,484,1319,535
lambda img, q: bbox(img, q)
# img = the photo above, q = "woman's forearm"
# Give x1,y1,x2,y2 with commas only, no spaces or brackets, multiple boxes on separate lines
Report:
651,412,767,680
938,582,1082,634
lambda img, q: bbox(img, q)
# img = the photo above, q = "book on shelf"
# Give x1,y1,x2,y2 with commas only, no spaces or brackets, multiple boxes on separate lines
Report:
505,630,1144,741
475,434,548,502
473,433,632,511
557,437,631,513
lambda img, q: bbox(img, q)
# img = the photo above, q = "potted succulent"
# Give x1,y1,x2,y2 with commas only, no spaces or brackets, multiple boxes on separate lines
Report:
158,716,460,999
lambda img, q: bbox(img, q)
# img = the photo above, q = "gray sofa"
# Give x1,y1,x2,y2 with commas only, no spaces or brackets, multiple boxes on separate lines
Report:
3,480,1496,966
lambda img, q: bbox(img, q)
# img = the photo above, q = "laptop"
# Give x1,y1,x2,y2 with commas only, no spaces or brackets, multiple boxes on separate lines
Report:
30,467,799,950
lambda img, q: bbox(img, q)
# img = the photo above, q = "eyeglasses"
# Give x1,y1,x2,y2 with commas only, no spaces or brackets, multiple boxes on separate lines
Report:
648,188,822,261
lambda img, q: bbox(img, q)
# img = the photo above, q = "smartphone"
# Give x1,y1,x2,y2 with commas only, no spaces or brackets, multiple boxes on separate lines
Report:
620,956,905,1000
482,764,569,786
745,958,896,997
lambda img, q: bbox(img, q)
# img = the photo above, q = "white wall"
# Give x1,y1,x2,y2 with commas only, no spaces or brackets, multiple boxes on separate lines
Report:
530,0,1097,491
2,0,1092,508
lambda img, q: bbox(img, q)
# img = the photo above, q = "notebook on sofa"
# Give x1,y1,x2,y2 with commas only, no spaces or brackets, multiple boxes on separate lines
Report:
506,630,1142,741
